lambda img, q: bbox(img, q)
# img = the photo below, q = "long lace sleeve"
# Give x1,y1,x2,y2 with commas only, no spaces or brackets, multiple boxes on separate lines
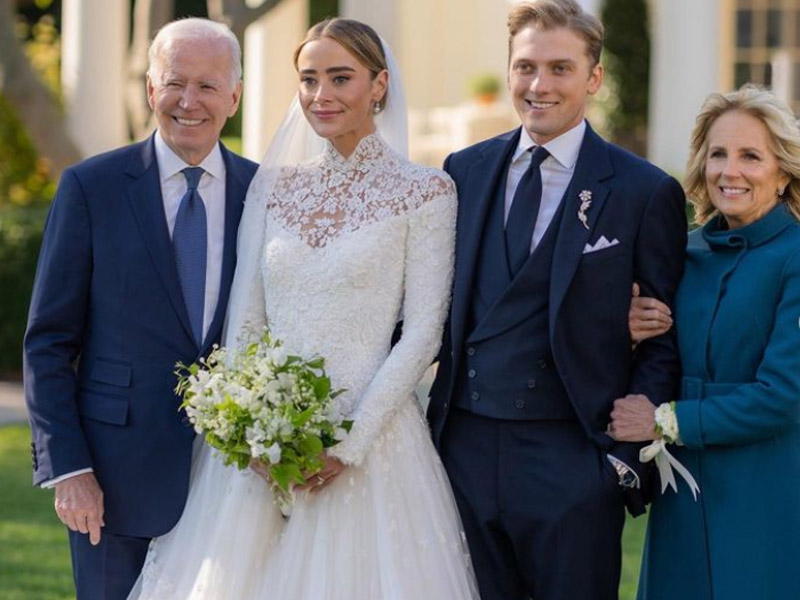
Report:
328,175,456,466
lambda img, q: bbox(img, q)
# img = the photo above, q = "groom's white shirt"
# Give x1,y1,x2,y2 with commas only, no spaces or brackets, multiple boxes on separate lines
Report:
42,133,228,488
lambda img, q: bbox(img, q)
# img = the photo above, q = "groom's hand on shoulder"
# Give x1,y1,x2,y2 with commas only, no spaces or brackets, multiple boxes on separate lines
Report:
54,472,105,545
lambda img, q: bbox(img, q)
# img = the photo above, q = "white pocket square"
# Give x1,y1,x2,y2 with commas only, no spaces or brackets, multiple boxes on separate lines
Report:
583,235,620,254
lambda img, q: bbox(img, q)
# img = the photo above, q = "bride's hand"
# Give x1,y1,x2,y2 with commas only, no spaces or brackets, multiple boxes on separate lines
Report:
296,453,347,494
249,457,271,482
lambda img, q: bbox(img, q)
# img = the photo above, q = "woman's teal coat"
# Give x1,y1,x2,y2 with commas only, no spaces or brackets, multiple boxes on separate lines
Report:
638,204,800,599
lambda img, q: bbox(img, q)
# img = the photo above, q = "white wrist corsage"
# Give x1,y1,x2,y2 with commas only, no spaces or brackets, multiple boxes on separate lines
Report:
654,401,680,444
640,401,700,500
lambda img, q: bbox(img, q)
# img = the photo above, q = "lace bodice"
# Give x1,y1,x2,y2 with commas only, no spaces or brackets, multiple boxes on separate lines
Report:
268,133,451,248
241,133,456,466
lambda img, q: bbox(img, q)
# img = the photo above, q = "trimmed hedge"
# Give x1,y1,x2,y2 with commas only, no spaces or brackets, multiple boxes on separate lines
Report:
0,208,45,376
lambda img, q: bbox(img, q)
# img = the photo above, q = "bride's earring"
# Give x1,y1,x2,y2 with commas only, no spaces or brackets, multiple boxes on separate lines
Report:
373,101,382,114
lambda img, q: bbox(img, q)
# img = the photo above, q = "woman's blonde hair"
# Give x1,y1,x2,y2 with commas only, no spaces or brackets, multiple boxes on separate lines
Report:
685,84,800,224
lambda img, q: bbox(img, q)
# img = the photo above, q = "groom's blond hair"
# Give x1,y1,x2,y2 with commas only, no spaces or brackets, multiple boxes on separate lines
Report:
508,0,604,67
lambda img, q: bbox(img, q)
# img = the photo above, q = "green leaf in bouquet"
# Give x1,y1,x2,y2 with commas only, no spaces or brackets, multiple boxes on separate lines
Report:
312,376,331,400
297,434,324,458
292,407,316,428
305,357,325,370
231,450,251,470
269,462,304,493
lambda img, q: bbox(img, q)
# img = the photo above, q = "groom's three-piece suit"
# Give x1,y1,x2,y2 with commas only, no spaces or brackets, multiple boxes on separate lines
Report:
428,121,687,600
24,135,257,599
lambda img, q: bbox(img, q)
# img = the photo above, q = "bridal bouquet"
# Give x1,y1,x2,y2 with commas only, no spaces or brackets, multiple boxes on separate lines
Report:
175,329,350,510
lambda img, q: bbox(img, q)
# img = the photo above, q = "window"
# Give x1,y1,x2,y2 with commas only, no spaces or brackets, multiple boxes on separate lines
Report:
733,0,800,113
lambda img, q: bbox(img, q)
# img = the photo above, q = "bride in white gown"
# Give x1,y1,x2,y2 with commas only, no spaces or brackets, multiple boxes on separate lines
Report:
128,18,479,600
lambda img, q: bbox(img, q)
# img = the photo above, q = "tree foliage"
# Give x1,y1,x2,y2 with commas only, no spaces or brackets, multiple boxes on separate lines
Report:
601,0,650,155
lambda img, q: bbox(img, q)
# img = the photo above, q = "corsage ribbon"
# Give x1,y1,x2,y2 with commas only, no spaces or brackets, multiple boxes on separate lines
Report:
640,439,700,501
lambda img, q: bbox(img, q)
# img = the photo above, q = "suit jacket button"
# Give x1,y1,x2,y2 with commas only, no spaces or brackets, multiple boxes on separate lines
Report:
527,379,536,389
467,347,476,356
515,399,526,409
538,359,547,369
471,392,480,401
468,369,477,378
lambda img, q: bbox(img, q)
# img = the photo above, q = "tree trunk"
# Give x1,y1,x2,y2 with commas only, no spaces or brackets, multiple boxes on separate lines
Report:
127,0,175,140
0,0,82,180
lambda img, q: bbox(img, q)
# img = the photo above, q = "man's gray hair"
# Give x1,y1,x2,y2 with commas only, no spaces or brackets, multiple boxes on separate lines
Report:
147,18,242,88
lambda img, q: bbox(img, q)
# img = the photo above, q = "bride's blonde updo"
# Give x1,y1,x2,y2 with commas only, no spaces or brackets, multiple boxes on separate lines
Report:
293,18,389,111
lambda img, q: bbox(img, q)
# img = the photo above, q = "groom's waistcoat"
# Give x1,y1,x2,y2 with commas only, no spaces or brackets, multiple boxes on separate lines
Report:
453,167,576,421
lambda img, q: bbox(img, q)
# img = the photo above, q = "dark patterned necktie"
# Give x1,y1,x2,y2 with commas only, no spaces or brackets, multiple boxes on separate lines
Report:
505,145,550,276
173,167,207,346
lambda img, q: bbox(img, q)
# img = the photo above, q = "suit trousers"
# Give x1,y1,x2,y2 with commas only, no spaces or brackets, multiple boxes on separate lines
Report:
69,529,150,600
440,408,625,600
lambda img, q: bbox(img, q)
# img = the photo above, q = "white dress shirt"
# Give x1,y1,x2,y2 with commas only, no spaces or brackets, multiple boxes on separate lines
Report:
42,133,227,489
504,120,586,251
155,130,226,341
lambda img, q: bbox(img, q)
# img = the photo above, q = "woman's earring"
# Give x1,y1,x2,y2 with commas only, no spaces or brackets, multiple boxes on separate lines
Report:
778,186,786,198
373,102,382,114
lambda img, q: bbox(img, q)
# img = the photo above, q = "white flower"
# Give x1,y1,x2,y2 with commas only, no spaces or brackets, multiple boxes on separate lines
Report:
271,347,288,367
264,442,282,464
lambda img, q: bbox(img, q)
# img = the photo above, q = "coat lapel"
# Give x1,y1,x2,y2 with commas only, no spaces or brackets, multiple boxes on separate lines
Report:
549,124,614,328
450,130,520,353
201,144,247,355
125,136,196,345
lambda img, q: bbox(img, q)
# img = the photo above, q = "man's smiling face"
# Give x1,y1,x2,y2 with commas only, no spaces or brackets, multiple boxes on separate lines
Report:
147,36,241,165
508,25,602,145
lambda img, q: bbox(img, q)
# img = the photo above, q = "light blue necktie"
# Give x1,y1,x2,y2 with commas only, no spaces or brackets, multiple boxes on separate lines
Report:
173,167,207,346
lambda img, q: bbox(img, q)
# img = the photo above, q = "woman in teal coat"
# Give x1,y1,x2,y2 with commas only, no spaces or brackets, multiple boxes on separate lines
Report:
613,85,800,599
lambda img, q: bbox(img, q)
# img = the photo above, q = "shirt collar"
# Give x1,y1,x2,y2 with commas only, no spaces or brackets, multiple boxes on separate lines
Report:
154,130,226,183
513,120,587,169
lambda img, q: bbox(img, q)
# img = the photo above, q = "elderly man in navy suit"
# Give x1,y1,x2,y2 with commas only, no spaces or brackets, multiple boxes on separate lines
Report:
24,18,257,600
427,1,686,599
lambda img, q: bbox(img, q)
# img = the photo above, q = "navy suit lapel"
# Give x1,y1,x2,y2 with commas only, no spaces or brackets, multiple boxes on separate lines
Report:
451,130,520,353
549,124,613,328
201,144,247,354
125,136,196,345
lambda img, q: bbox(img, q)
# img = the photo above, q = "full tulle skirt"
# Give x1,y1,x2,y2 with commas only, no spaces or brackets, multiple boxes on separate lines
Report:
128,399,479,599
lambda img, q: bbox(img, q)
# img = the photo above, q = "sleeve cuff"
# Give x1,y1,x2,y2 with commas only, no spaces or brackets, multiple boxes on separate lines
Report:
674,399,704,450
40,468,94,489
607,454,640,489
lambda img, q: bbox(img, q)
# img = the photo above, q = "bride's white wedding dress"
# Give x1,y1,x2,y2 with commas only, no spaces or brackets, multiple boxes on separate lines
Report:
128,133,479,599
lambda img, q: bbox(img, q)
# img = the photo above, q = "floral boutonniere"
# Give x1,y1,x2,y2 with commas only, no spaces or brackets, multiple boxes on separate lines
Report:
578,190,592,230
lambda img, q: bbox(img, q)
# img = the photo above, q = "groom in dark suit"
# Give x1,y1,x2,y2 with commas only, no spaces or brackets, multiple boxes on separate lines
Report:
428,1,686,598
23,18,257,600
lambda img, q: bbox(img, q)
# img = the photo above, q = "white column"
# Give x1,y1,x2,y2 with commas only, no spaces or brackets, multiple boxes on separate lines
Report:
241,0,308,161
648,0,721,173
340,0,399,50
61,0,128,156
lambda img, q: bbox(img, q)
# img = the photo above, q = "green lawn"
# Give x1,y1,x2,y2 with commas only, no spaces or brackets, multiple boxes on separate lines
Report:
0,425,73,600
0,424,646,599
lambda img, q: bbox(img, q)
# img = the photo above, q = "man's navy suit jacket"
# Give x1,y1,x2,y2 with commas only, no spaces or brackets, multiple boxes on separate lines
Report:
24,136,257,537
428,123,687,514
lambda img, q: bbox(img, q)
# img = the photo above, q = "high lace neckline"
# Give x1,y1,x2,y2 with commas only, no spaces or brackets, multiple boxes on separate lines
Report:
322,133,389,173
702,203,795,249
